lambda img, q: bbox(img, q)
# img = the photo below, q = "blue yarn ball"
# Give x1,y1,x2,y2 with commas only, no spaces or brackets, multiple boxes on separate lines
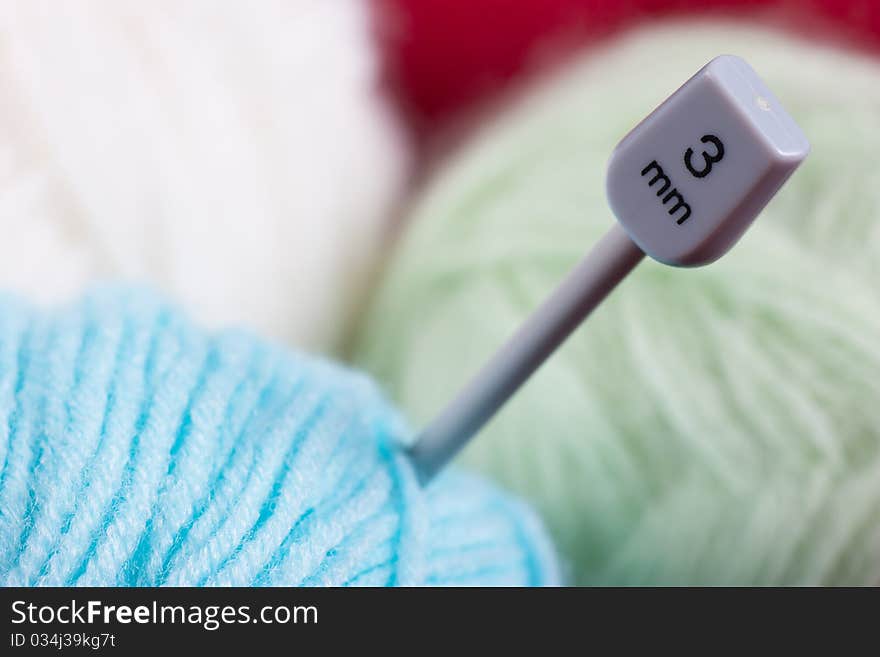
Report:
0,288,559,586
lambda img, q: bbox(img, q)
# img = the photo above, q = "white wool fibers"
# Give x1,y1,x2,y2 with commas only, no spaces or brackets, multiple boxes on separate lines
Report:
0,0,408,349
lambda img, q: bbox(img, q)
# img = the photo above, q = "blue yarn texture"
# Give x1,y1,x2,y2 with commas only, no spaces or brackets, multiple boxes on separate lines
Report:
0,288,559,586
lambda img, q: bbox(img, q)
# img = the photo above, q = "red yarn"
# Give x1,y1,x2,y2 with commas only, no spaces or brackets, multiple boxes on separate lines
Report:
372,0,880,136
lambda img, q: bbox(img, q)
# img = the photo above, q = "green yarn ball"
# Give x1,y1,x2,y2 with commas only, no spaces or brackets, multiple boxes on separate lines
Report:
354,23,880,585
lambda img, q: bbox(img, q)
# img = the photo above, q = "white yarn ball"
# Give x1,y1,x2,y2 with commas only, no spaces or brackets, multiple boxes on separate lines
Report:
0,0,408,349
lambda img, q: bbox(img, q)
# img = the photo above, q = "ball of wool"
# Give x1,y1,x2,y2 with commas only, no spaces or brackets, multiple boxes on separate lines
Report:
354,23,880,585
0,287,559,586
0,0,408,350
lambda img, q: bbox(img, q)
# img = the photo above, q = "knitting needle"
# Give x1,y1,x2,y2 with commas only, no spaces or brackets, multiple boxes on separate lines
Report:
409,224,643,483
408,54,809,484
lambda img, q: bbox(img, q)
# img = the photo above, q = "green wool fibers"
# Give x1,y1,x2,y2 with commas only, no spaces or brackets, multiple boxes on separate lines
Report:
354,24,880,585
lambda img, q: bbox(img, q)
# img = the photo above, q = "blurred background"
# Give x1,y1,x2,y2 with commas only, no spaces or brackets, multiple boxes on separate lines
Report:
1,0,878,584
373,1,880,142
